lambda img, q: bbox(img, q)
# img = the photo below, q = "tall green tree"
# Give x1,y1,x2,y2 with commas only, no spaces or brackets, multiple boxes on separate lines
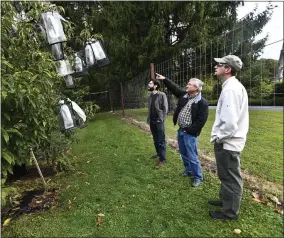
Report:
53,1,275,103
55,1,246,92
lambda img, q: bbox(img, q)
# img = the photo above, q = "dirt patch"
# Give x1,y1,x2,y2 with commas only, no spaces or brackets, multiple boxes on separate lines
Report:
122,116,283,196
1,188,59,227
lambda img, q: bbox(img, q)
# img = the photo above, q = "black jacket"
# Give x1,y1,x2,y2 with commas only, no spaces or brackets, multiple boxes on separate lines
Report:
163,77,209,137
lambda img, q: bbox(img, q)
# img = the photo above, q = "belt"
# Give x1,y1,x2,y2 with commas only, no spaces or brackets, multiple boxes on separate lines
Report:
179,127,187,132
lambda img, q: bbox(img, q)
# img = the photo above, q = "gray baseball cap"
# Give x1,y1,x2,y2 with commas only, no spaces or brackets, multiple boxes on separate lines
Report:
214,55,243,71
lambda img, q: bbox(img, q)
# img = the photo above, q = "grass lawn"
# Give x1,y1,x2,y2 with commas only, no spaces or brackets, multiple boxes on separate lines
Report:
123,108,283,184
2,113,283,237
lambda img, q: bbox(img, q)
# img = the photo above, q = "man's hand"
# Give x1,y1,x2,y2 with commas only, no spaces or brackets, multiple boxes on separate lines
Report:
210,136,217,144
155,73,165,80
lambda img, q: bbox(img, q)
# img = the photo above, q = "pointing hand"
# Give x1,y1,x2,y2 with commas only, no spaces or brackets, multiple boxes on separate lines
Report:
155,73,165,80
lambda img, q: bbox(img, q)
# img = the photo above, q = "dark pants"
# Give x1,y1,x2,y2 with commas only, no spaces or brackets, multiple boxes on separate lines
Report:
150,119,166,162
214,143,243,218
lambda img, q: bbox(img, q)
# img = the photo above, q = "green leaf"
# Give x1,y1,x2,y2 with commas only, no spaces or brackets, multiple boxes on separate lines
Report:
2,151,13,164
34,117,39,124
7,128,23,137
7,166,13,174
2,91,8,100
2,170,7,178
43,70,52,78
27,96,36,109
1,178,6,185
1,59,14,69
1,191,7,206
4,113,10,121
43,121,47,127
2,129,9,143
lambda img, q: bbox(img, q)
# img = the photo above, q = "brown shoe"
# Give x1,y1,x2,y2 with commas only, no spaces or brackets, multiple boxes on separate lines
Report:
156,161,165,167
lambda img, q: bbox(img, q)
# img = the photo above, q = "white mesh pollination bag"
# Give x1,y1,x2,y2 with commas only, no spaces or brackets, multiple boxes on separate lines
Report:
56,99,87,132
64,75,75,88
55,60,74,77
41,11,67,45
90,38,110,68
84,39,110,68
73,52,88,77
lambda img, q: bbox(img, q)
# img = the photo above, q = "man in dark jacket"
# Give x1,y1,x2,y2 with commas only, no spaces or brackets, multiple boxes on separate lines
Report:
147,79,168,167
156,73,209,186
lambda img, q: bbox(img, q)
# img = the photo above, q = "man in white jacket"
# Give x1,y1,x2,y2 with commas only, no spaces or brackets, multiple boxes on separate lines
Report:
209,55,249,220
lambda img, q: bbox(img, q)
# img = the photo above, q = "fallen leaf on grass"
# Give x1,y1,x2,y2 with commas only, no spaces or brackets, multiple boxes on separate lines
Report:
97,218,103,225
269,195,281,205
96,213,105,225
252,191,262,199
232,229,241,235
66,185,72,189
276,209,284,215
68,200,72,210
87,161,90,163
252,192,258,198
251,191,263,203
252,198,263,203
266,202,274,207
3,218,11,226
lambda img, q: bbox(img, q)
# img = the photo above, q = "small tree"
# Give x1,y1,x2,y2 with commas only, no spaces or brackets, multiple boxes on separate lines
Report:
1,1,98,191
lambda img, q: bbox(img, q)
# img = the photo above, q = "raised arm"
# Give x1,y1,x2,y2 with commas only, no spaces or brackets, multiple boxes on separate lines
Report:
156,73,186,98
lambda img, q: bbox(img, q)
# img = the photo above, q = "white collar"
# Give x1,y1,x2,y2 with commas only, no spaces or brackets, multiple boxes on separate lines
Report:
222,76,236,88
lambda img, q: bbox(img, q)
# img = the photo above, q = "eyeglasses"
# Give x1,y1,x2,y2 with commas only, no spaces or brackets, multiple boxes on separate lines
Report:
216,63,228,67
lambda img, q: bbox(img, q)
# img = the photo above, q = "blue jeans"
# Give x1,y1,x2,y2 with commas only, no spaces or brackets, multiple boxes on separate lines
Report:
150,119,166,162
177,129,203,180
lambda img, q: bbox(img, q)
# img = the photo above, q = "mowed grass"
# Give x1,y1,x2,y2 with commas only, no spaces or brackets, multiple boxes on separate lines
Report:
123,108,283,184
2,113,283,237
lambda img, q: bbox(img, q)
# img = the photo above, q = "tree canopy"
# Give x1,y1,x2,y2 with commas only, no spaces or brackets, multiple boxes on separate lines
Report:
54,1,275,93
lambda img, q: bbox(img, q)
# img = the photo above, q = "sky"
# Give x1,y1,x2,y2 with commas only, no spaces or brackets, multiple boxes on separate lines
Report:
237,1,283,60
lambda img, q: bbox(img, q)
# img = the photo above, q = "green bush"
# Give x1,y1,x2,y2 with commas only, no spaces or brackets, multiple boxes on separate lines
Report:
249,97,284,106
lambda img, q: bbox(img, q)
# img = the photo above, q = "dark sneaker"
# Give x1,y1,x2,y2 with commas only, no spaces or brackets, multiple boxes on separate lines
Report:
208,200,223,207
156,161,165,167
192,179,202,187
209,211,238,220
179,171,192,177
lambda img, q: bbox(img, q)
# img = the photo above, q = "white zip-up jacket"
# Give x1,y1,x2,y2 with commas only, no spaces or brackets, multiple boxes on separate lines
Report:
211,76,249,152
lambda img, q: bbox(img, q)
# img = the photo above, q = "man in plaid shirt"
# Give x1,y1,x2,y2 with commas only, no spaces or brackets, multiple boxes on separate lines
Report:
156,74,209,187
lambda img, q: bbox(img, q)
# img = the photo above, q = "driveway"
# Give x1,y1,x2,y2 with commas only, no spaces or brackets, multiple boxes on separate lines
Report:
209,106,283,111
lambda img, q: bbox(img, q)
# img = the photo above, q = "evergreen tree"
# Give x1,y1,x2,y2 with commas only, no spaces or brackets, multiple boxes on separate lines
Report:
53,1,275,97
